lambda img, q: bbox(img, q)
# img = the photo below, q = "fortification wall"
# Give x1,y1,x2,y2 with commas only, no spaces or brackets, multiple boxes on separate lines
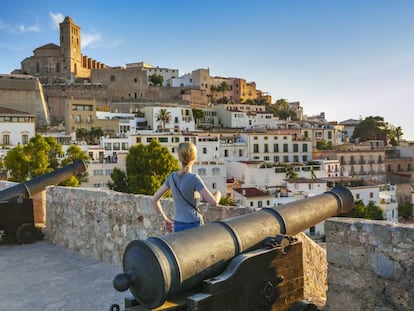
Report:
0,74,50,126
44,84,109,125
325,218,414,311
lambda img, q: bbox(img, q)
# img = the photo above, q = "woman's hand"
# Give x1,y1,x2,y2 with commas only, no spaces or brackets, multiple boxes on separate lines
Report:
162,217,174,233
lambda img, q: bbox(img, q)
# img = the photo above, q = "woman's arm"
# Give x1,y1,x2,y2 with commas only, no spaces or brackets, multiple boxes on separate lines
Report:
199,188,221,206
151,183,174,232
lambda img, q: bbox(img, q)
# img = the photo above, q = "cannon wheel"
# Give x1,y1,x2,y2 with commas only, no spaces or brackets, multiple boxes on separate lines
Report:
16,223,37,244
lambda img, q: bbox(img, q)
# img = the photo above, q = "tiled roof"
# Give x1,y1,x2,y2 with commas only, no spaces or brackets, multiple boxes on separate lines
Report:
0,107,31,115
233,187,272,198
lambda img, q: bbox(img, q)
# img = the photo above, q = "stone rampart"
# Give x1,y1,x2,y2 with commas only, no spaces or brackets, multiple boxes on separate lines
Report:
325,218,414,311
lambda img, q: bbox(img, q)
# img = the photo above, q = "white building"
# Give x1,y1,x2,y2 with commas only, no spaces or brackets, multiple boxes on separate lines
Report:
125,62,179,87
0,107,36,158
140,105,195,133
232,187,274,208
96,111,136,134
216,103,275,129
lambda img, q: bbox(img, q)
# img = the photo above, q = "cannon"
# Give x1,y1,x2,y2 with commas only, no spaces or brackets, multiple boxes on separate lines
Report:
0,160,87,244
113,186,354,311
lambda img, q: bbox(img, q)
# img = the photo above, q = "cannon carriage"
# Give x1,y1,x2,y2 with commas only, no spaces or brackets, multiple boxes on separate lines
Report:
112,186,354,311
0,160,87,244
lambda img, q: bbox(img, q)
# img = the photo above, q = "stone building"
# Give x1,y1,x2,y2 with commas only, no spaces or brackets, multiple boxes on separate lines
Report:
17,16,108,84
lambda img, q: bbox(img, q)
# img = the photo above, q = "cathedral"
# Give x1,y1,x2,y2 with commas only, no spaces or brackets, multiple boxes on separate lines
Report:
16,16,108,84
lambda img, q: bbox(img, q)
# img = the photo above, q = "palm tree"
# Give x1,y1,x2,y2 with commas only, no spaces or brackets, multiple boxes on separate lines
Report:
217,81,230,103
156,108,171,131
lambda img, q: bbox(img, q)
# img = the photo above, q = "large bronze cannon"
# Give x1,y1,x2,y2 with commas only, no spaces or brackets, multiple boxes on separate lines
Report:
113,186,354,311
0,160,87,243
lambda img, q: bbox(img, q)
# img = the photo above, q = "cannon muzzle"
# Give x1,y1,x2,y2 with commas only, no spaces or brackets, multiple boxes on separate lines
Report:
0,160,87,203
114,186,354,309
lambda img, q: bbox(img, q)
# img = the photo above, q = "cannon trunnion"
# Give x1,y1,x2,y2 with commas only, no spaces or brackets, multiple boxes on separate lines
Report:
0,160,87,243
113,186,354,310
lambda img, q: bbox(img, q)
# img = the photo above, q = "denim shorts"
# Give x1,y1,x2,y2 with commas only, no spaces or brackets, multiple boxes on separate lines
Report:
174,220,201,232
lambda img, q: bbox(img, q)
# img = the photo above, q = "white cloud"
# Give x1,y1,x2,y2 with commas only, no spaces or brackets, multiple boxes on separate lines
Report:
16,23,40,33
49,12,65,30
82,32,102,48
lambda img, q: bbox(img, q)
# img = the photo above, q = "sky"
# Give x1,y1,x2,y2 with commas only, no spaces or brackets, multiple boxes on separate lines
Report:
1,0,414,141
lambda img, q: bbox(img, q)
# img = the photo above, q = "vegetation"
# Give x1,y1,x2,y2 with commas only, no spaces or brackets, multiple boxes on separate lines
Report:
352,116,403,145
4,134,88,185
316,139,333,150
156,108,171,131
150,74,164,86
398,203,413,220
219,195,236,206
76,127,104,145
192,108,205,124
109,140,179,195
341,200,384,220
266,98,298,120
210,82,230,103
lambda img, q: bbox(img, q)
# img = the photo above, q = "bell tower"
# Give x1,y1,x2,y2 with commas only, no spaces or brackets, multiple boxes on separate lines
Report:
59,17,82,82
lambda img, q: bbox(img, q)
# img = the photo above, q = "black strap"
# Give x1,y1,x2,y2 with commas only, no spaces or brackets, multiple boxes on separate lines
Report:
172,173,201,214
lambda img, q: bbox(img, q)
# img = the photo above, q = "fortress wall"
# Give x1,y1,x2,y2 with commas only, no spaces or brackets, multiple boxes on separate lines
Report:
325,218,414,311
0,75,49,127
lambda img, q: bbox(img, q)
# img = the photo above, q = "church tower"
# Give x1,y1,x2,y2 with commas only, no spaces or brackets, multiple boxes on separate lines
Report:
59,17,82,82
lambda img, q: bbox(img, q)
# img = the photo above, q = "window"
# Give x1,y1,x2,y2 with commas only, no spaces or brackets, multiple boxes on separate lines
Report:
136,137,141,143
356,193,360,200
274,144,279,152
203,147,207,154
22,135,29,144
104,143,112,150
258,201,263,208
122,142,128,150
224,149,229,157
198,168,206,176
283,144,288,152
113,143,120,150
264,144,269,153
283,155,289,162
303,144,308,152
293,144,298,152
2,135,10,145
253,144,259,153
212,167,220,176
110,75,116,82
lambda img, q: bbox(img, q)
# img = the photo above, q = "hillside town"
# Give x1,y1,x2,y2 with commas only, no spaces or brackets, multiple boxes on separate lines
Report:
0,16,413,239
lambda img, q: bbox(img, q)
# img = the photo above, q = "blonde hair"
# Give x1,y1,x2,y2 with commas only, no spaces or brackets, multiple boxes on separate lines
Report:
177,142,197,167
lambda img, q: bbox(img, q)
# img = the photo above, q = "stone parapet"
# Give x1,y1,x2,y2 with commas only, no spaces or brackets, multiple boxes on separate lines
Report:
325,218,414,311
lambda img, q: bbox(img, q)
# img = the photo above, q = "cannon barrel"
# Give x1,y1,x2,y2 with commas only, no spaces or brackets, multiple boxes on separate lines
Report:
0,160,87,203
113,186,354,308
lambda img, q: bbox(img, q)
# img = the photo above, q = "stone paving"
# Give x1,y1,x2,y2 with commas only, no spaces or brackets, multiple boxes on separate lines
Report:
0,240,127,311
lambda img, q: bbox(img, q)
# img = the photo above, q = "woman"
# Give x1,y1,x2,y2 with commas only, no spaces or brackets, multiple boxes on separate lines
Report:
152,141,221,232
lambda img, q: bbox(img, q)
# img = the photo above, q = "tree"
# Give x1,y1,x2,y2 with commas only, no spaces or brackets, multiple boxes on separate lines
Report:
352,116,388,143
4,134,87,186
108,168,129,192
266,98,297,120
76,128,89,141
88,127,104,145
192,108,205,128
341,200,384,220
156,108,171,131
111,140,180,195
150,74,163,86
398,203,413,220
60,145,90,186
3,144,30,181
217,81,230,103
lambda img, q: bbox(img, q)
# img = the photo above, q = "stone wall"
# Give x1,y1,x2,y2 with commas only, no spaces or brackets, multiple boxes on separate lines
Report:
325,218,414,311
44,186,328,307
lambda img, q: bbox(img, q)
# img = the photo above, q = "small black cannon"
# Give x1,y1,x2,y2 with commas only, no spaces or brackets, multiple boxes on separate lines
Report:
113,186,354,311
0,160,87,244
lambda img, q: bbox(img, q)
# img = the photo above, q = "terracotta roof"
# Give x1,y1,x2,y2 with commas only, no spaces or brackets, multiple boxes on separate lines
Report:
233,187,272,198
0,107,32,115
